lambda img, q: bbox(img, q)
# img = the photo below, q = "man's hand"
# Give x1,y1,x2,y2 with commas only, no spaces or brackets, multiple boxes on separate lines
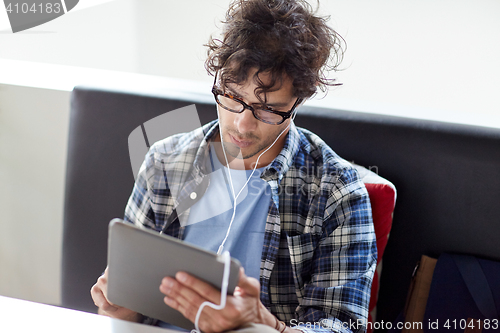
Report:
159,268,276,333
91,267,142,322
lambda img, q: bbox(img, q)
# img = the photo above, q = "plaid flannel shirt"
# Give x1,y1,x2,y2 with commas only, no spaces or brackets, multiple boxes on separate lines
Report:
124,120,377,333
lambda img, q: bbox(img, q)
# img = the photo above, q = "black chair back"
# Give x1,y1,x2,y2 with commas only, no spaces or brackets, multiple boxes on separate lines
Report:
63,85,500,328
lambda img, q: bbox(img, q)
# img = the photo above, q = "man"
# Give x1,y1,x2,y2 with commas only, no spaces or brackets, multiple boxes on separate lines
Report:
91,0,377,332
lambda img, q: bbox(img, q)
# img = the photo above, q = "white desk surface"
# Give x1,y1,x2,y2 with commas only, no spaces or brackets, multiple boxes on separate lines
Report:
0,295,180,332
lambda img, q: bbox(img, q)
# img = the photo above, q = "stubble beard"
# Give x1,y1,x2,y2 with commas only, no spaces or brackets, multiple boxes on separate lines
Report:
221,130,269,160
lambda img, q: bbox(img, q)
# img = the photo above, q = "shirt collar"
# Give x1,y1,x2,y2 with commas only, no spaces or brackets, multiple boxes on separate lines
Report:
191,120,219,176
262,122,301,181
192,120,301,181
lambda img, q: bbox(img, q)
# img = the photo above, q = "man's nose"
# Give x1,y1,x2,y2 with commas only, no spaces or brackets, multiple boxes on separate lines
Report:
234,107,258,134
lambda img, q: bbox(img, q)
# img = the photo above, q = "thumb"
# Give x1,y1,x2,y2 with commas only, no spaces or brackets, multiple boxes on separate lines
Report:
237,267,260,297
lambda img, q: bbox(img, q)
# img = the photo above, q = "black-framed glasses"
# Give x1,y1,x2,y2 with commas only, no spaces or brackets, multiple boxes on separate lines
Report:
211,74,302,125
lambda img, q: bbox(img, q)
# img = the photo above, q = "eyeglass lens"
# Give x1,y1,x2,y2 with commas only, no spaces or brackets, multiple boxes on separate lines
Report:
216,95,284,124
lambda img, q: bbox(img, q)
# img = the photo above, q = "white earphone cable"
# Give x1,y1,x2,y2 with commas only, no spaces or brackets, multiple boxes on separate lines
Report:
216,108,298,255
191,251,231,333
191,102,300,333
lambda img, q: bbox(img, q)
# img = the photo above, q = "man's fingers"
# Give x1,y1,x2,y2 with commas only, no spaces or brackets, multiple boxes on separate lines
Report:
159,270,263,333
91,284,106,307
160,274,227,329
91,268,120,310
164,294,202,324
176,272,222,304
236,268,260,297
164,293,229,333
160,277,205,319
91,284,118,312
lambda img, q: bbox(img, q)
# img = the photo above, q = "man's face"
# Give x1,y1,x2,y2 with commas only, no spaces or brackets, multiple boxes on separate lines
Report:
216,69,298,168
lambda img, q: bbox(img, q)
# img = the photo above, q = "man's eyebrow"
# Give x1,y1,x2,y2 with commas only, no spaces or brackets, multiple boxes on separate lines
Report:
225,87,291,108
265,101,291,108
225,87,245,99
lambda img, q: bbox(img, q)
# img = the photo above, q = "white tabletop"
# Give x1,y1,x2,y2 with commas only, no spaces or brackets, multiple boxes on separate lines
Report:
0,295,180,333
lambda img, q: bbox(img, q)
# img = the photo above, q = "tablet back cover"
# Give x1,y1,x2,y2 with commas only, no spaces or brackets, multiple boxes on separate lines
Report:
107,219,241,330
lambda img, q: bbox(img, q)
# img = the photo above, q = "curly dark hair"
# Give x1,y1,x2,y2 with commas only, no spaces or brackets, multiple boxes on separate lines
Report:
205,0,345,100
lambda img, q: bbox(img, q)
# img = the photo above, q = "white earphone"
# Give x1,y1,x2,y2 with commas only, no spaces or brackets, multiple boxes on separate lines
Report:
216,107,298,255
191,93,300,333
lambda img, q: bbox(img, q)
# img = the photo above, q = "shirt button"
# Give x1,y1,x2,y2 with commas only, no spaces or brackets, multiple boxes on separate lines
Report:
190,192,197,200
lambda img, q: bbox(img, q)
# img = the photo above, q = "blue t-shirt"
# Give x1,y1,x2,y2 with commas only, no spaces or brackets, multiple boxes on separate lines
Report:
158,146,270,330
182,145,270,280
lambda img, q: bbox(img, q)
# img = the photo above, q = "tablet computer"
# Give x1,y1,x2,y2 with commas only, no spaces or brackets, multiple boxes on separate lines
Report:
106,218,241,330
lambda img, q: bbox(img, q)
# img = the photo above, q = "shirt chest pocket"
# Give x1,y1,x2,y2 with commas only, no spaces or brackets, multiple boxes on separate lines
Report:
285,232,321,293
